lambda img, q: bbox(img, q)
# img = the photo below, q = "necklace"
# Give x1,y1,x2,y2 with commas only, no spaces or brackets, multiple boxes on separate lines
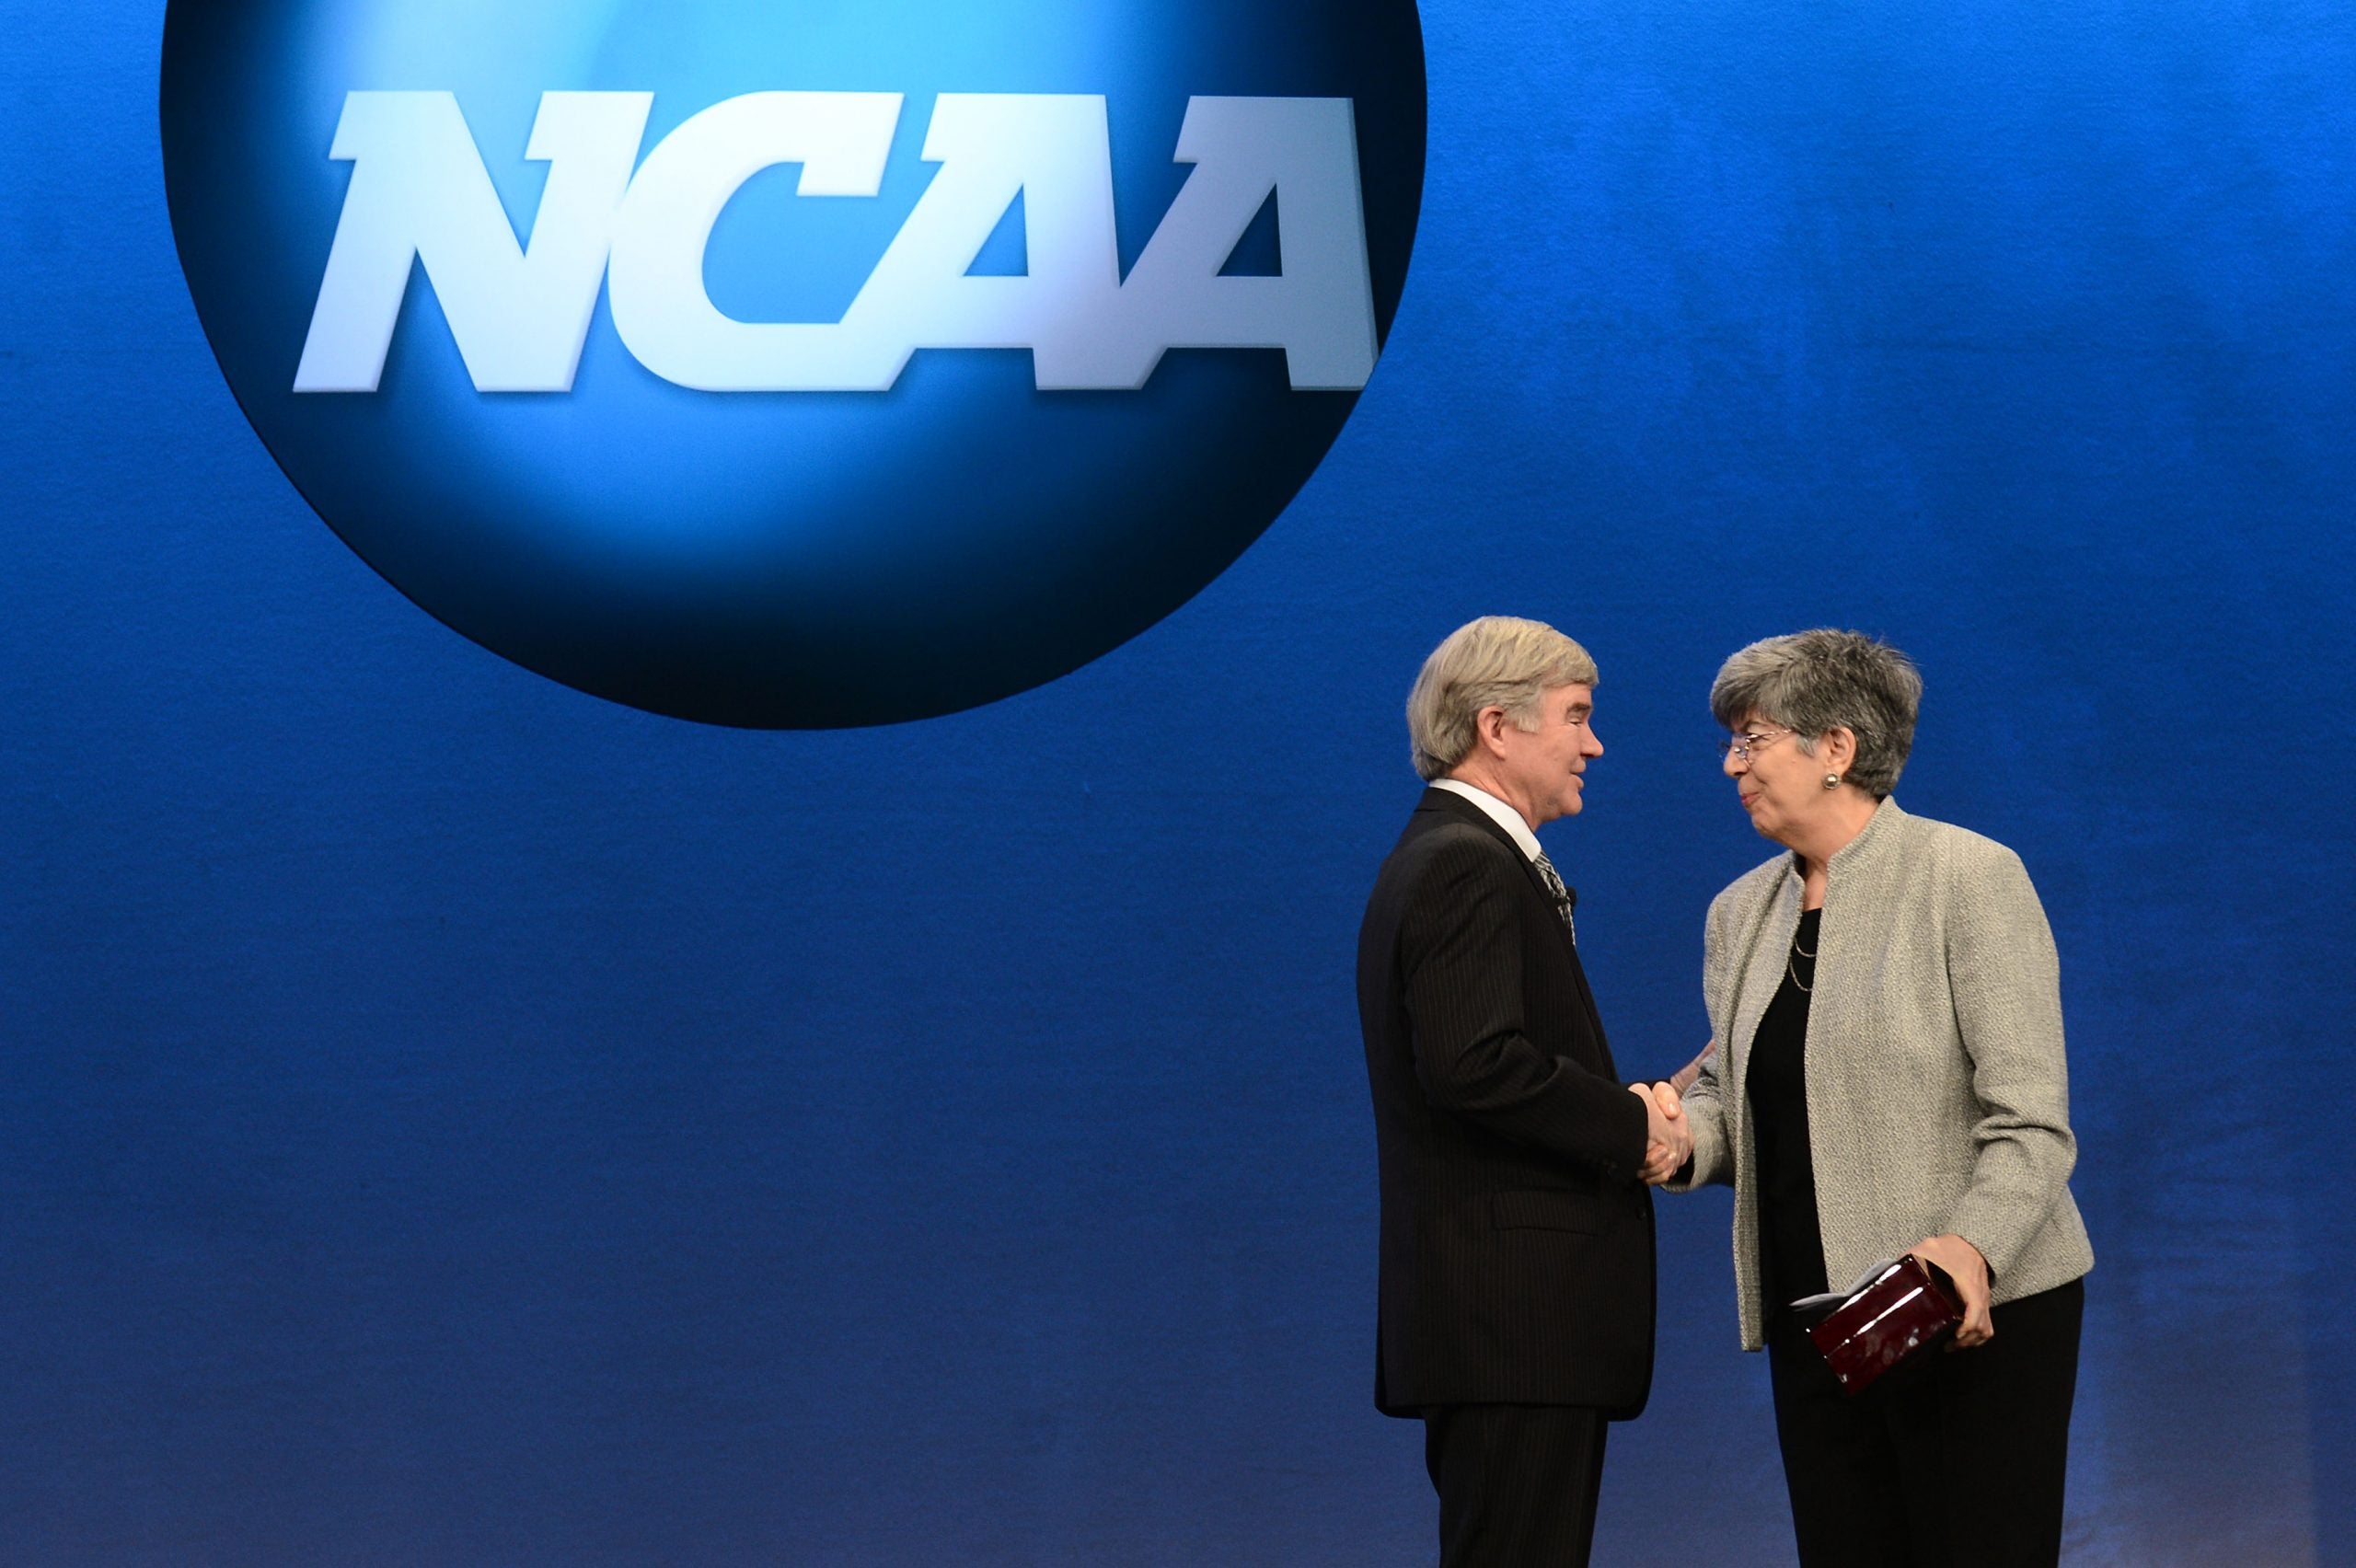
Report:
1786,916,1819,992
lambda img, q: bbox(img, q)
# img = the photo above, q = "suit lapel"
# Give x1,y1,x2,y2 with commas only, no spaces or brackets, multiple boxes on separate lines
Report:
1415,788,1563,911
1415,789,1616,1075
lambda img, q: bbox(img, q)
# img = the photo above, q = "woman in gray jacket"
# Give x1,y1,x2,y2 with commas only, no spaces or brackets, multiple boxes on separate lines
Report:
1667,628,2093,1567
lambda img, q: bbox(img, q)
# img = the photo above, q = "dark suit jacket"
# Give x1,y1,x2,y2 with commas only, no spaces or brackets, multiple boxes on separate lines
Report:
1357,787,1657,1417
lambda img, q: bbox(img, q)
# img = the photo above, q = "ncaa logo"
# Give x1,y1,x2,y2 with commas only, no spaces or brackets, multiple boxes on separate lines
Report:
162,1,1426,727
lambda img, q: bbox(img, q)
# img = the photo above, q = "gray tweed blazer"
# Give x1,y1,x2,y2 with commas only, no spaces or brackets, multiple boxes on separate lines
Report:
1672,798,2094,1351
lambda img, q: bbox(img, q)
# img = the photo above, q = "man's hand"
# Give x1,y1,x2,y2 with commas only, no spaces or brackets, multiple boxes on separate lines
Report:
1909,1233,1994,1348
1633,1081,1690,1184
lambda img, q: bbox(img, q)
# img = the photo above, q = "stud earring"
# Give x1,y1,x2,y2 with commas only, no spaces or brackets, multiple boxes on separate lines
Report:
1823,773,1842,790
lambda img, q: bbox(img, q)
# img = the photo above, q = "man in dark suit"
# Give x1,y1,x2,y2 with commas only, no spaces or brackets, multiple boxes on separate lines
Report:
1358,616,1688,1567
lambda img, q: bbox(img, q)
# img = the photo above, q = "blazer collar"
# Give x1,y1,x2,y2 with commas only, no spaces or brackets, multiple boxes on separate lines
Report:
1781,794,1908,885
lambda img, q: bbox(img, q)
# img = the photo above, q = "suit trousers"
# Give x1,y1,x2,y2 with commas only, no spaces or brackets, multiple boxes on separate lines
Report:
1766,1277,2085,1567
1422,1403,1609,1568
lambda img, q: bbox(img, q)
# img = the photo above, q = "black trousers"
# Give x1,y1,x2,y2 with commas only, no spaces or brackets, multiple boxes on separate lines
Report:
1767,1277,2085,1568
1422,1404,1609,1568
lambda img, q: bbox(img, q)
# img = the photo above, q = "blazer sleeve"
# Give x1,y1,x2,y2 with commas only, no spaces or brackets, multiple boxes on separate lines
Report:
1667,886,1735,1192
1397,835,1649,1181
1938,839,2078,1280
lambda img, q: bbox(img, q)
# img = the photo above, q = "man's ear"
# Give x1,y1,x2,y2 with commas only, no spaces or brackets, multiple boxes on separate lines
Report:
1473,705,1512,758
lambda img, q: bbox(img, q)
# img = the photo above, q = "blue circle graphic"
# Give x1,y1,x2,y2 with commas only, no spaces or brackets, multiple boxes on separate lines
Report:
162,1,1426,726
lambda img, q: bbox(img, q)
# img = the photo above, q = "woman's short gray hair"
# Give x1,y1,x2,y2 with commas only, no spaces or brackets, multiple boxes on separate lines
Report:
1407,617,1599,781
1710,629,1922,798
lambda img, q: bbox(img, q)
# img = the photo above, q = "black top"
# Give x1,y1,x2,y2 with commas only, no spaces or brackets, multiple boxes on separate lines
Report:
1748,906,1829,1315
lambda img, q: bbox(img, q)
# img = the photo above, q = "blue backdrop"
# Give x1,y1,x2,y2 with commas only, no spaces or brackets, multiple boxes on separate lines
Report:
5,2,2350,1562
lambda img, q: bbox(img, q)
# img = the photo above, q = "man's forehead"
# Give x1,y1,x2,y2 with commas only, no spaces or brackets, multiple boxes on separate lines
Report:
1549,683,1595,712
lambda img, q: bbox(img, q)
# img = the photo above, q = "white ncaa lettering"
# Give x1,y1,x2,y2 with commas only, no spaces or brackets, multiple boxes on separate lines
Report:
605,91,903,390
294,90,1378,394
294,92,653,393
1069,96,1378,391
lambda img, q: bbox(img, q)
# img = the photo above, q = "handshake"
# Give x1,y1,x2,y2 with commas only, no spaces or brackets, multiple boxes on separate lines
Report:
1630,1080,1690,1185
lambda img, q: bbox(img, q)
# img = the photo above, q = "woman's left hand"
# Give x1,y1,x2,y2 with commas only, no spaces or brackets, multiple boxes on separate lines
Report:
1908,1234,1993,1349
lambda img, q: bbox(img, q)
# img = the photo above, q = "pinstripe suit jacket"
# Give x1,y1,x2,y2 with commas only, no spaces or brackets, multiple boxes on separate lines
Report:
1357,788,1656,1417
1673,798,2095,1350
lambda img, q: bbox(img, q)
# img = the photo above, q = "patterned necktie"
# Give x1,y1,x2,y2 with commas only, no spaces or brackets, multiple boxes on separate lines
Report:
1532,851,1577,944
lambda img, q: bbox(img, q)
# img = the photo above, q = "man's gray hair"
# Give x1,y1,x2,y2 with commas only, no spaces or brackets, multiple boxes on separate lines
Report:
1709,629,1922,798
1407,617,1599,781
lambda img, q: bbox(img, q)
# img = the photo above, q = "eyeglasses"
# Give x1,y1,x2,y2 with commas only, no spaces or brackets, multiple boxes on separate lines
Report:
1718,726,1795,763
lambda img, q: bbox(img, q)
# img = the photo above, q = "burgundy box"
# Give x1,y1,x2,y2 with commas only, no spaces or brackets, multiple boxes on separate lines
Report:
1806,1255,1963,1395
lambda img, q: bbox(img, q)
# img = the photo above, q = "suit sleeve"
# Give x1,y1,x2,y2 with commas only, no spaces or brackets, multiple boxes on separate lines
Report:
1939,840,2077,1281
1397,836,1650,1181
